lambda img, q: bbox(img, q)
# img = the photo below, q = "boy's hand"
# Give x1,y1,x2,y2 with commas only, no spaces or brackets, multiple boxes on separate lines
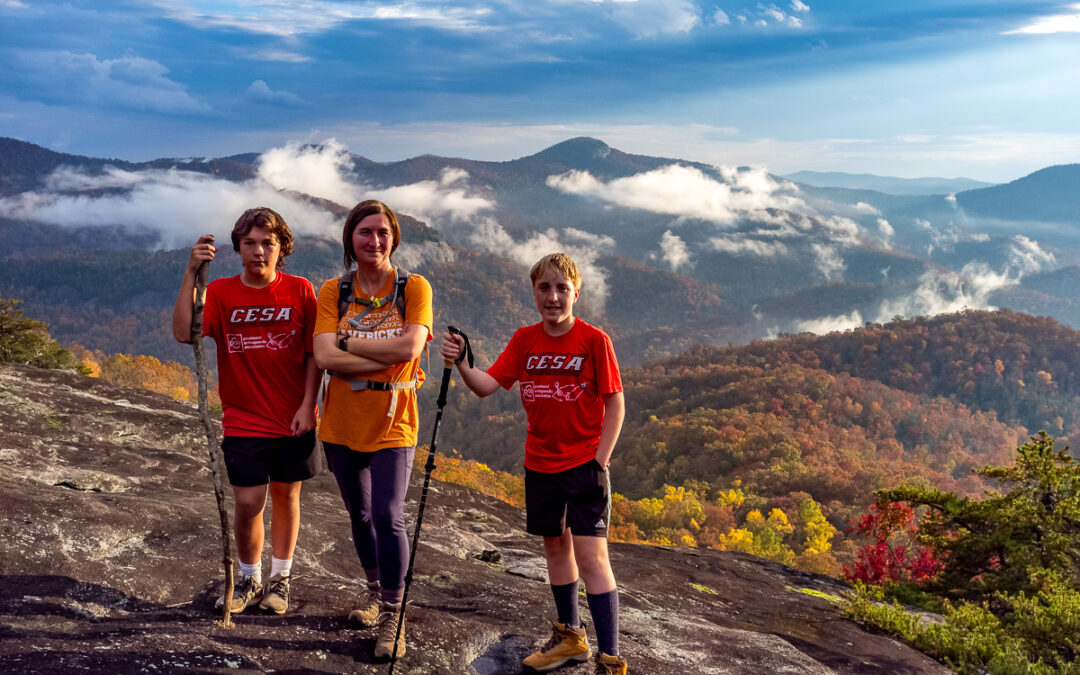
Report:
187,235,216,272
440,331,464,363
290,405,316,436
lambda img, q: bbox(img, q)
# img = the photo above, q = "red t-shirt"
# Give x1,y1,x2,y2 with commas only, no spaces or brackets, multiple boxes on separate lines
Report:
487,319,623,473
203,272,317,437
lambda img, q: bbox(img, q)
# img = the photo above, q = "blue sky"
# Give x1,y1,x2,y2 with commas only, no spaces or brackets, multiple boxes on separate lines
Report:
2,0,1079,181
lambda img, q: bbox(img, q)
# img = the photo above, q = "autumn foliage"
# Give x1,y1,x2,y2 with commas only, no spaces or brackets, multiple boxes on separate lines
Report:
68,343,220,407
843,501,943,585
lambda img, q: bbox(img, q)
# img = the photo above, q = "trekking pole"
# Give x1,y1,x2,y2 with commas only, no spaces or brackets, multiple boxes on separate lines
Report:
388,326,469,670
191,260,235,628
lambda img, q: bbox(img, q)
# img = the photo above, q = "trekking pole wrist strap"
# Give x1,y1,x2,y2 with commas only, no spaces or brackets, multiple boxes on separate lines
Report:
447,325,474,368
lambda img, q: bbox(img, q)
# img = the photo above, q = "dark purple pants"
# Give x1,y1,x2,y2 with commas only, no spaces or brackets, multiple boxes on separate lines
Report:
323,442,415,603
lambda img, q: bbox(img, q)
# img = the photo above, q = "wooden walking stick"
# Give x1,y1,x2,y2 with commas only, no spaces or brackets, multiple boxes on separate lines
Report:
191,260,235,628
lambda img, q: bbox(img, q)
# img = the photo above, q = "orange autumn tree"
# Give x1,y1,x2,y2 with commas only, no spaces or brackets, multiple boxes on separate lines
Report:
69,343,217,405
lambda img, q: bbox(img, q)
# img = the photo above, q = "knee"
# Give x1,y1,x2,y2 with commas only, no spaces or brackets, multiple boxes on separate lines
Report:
371,501,404,534
234,497,265,521
575,551,610,580
270,482,301,507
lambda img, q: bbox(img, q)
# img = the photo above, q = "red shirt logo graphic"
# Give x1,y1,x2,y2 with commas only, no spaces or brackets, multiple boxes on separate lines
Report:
228,305,294,325
524,353,586,375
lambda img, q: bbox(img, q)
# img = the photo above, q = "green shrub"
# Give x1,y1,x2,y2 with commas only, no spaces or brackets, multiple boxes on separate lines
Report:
0,297,84,371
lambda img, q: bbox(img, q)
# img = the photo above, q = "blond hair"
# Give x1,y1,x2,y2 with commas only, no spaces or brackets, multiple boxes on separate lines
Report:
530,252,582,290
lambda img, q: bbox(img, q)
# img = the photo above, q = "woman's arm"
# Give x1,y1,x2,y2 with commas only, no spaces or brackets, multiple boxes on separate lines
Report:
343,323,429,364
313,332,391,373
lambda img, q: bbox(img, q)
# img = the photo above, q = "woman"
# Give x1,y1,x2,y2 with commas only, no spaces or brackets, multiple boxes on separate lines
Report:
313,200,433,660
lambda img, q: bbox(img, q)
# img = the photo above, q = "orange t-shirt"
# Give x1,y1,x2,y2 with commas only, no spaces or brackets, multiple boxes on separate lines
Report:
315,270,433,451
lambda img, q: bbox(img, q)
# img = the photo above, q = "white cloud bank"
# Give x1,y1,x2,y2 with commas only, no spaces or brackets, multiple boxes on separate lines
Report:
0,137,616,309
791,235,1058,335
547,163,806,226
0,166,340,249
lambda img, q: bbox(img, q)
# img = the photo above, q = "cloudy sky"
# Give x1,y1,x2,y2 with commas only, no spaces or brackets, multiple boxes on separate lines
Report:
2,0,1079,181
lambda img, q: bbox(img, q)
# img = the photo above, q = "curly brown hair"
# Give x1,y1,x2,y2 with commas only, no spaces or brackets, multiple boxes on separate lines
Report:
230,207,294,269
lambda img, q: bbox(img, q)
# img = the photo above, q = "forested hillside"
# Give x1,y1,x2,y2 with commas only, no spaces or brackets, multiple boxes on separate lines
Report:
440,310,1053,535
728,310,1080,442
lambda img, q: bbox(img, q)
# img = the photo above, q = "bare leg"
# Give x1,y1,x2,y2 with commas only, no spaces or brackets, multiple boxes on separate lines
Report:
543,530,579,585
268,480,302,560
571,535,616,594
232,484,269,565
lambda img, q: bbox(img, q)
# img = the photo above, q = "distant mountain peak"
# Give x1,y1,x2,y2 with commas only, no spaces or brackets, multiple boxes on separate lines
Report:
527,137,613,163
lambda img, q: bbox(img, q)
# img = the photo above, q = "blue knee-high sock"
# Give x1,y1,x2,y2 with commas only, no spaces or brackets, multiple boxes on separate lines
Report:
550,580,580,628
586,589,619,656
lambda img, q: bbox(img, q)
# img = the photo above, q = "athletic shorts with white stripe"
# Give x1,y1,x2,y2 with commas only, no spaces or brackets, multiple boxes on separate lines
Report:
524,459,611,538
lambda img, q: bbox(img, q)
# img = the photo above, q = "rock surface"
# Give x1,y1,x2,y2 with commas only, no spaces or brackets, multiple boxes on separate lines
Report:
0,364,949,674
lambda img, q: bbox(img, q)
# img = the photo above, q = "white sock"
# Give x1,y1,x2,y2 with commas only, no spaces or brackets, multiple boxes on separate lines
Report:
270,556,293,578
239,561,261,583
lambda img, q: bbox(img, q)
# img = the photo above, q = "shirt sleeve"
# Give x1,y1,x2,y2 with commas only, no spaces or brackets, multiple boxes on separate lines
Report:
487,329,523,390
594,331,623,395
314,277,343,336
404,274,434,341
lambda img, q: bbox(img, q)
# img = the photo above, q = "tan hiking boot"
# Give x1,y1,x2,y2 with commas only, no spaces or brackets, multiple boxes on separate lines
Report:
522,621,591,672
214,575,262,614
374,602,406,660
347,585,382,627
595,651,628,674
258,573,290,615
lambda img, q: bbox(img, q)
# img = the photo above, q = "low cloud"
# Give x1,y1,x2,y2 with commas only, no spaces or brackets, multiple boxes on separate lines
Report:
875,263,1012,321
547,163,806,226
710,236,790,258
854,201,880,215
660,230,693,270
877,218,894,247
368,167,496,225
393,240,457,269
811,243,845,280
1008,235,1056,274
0,166,340,249
257,140,361,207
465,218,614,314
793,310,862,335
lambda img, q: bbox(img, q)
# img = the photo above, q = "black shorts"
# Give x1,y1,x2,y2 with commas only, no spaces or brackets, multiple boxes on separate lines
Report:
525,459,611,538
221,431,319,487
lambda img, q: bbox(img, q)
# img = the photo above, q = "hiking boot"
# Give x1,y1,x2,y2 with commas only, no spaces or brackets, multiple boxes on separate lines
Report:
374,602,406,660
522,621,591,672
258,573,290,615
347,585,382,628
214,575,262,614
594,652,628,675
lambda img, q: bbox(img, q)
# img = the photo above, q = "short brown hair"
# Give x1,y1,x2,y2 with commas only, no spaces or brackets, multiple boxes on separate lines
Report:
230,207,294,269
530,252,582,290
342,200,401,268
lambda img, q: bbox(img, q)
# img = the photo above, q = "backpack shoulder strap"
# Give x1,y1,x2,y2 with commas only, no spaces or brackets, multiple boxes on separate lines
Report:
337,272,354,320
394,267,411,319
